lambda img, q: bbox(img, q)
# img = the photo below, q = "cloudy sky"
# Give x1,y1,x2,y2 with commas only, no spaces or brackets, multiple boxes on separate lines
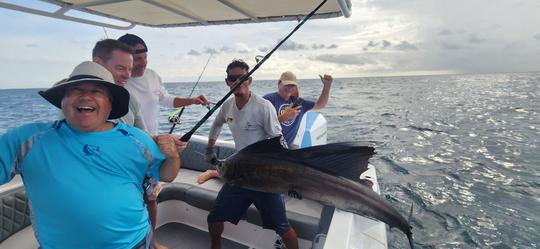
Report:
1,0,539,89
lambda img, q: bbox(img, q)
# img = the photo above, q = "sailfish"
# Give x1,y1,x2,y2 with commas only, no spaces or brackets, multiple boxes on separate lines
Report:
214,136,414,248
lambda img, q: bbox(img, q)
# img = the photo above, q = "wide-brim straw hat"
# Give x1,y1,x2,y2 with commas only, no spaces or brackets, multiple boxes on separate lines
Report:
39,61,129,119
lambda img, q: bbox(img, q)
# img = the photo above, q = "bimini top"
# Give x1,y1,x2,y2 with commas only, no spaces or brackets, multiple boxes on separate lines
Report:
0,0,352,30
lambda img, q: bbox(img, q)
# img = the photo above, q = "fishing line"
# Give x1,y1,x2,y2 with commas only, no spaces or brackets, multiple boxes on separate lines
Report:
180,0,328,142
168,53,213,134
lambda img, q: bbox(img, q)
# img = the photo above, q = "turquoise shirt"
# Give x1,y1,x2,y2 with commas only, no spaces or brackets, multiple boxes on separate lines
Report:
0,120,165,249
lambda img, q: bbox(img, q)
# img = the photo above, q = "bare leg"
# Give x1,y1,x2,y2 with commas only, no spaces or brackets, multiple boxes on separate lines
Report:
197,170,220,184
208,222,224,249
280,228,299,249
147,200,168,249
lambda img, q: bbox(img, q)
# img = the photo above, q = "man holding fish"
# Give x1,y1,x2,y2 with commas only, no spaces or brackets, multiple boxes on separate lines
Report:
202,59,299,249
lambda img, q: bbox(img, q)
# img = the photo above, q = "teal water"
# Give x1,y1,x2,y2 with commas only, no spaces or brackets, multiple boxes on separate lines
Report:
1,72,539,248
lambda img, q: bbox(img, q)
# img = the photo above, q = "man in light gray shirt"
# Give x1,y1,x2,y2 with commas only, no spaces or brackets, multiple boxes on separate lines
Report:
201,59,299,249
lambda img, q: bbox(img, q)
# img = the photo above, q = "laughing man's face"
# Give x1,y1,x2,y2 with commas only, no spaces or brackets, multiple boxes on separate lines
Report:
61,82,113,132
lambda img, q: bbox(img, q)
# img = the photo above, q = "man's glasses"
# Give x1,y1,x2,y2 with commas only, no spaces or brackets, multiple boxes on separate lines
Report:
226,74,244,82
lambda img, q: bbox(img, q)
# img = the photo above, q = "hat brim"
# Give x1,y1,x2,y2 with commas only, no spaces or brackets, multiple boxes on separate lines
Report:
39,78,130,120
280,80,298,86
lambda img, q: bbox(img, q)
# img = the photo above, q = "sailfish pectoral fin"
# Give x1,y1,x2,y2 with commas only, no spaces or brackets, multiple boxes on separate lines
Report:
287,188,303,200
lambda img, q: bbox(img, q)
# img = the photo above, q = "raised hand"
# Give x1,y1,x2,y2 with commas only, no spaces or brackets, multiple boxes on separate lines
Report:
319,74,333,86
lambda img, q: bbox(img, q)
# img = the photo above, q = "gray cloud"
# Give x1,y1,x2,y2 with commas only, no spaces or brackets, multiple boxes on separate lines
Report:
381,40,392,48
504,42,518,49
363,40,392,50
394,41,418,51
25,43,39,48
238,49,249,54
441,42,463,50
187,49,200,56
203,48,218,54
368,40,378,47
363,40,379,51
439,29,452,36
490,24,503,30
312,54,375,65
220,46,234,52
312,44,325,50
280,40,308,51
364,40,415,51
311,43,338,50
534,33,540,41
468,34,486,44
260,41,337,52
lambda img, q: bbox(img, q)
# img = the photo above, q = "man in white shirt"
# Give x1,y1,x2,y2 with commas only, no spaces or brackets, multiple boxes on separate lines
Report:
118,33,208,135
117,34,205,249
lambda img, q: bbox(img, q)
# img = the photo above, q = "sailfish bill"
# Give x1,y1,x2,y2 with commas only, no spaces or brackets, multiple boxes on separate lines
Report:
215,136,414,248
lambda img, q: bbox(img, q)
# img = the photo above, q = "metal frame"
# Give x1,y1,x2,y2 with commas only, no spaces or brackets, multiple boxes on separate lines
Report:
0,0,135,30
0,0,352,30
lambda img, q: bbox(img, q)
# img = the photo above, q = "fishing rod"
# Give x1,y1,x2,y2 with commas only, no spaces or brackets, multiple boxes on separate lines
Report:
180,0,328,142
168,53,213,134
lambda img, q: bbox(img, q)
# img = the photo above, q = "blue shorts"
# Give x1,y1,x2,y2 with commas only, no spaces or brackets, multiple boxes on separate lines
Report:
207,183,291,235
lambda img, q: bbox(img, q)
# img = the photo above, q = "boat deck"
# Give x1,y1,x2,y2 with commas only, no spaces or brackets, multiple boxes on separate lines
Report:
156,223,247,249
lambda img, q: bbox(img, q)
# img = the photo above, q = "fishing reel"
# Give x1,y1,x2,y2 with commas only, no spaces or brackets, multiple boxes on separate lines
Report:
168,102,216,124
167,107,184,124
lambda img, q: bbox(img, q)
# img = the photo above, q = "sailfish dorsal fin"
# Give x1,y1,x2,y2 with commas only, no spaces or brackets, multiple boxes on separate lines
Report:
239,136,376,182
288,143,375,181
239,136,287,154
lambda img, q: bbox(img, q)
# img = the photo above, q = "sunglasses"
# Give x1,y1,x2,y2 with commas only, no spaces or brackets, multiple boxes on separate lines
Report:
226,74,244,82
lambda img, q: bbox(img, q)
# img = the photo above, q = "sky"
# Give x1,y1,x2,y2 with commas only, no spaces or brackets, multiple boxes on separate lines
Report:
0,0,539,89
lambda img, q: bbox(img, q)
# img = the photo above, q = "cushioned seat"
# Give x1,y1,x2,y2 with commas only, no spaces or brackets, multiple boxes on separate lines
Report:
158,181,320,240
157,182,192,202
184,186,218,212
0,178,38,249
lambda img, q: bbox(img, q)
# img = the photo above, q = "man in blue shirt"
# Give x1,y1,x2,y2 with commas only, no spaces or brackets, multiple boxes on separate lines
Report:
0,61,184,249
263,71,333,148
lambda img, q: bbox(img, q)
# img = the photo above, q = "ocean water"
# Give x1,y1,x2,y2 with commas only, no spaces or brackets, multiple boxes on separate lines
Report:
1,72,539,248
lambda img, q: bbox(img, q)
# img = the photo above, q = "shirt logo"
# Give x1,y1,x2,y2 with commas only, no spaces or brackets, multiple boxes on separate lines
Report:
83,145,101,156
244,121,257,130
278,104,296,127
